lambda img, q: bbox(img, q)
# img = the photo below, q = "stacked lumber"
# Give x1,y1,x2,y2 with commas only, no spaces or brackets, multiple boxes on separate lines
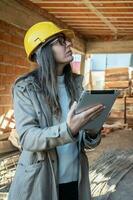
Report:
106,98,125,124
105,67,130,97
106,96,133,129
126,97,133,129
0,109,15,134
0,137,17,155
101,122,128,137
0,152,19,198
0,110,20,197
105,67,133,129
131,71,133,96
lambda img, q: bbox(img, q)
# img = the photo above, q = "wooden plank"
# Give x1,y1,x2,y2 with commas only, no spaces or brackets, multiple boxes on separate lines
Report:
131,89,133,96
106,118,124,124
131,71,133,79
105,81,129,88
126,97,133,104
131,80,133,85
107,97,133,127
112,99,124,111
105,67,129,77
126,111,133,117
105,75,129,82
109,111,124,118
0,132,10,141
86,40,133,53
126,97,133,114
105,68,129,93
31,1,133,4
131,80,133,96
0,140,18,155
62,19,133,22
109,98,124,120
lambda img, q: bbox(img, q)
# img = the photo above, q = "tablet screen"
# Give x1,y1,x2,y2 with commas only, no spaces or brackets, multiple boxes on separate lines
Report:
86,90,115,94
75,89,120,133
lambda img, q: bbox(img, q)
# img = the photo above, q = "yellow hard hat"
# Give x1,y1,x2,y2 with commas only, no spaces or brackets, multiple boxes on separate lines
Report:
24,21,75,61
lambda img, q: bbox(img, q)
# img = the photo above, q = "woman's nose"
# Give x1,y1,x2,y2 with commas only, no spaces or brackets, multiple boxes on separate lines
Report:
65,40,72,47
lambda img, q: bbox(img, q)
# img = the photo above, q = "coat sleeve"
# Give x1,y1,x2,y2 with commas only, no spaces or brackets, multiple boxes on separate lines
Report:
12,83,78,152
82,130,102,149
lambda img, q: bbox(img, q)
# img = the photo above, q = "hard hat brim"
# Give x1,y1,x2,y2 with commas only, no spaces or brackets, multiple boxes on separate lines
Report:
57,29,75,39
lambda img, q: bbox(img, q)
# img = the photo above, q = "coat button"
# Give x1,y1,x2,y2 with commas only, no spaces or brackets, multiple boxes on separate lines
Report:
38,111,41,115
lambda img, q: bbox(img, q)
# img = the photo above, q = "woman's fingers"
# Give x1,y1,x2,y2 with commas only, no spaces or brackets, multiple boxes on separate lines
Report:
82,104,104,118
67,103,105,135
79,105,104,124
83,106,104,124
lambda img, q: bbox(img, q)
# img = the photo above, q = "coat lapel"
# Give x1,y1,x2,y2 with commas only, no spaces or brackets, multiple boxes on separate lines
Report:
25,73,84,127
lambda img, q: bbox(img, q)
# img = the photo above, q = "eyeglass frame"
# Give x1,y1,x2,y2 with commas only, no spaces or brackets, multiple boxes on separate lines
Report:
48,34,72,46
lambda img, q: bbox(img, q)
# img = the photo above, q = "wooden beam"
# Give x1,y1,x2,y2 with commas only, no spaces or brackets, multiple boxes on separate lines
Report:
99,12,133,14
70,23,133,26
82,0,128,35
73,27,133,29
62,19,133,22
41,7,133,9
50,12,93,14
32,1,133,3
86,40,133,53
88,7,133,9
0,0,86,54
55,16,133,19
42,7,86,9
73,27,111,29
50,12,133,15
69,23,107,26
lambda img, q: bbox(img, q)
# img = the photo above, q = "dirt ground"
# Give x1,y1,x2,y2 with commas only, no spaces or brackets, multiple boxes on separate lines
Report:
86,129,133,165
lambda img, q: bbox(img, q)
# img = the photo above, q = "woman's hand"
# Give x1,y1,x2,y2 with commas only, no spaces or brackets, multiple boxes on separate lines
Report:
66,101,104,136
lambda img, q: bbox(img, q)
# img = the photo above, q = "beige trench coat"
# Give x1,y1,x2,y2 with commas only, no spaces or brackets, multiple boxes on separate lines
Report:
8,71,101,200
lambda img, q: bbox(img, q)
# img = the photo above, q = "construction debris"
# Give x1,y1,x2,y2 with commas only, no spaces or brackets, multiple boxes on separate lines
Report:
89,149,133,200
0,110,15,134
101,122,129,137
8,129,21,150
0,110,20,156
0,152,19,200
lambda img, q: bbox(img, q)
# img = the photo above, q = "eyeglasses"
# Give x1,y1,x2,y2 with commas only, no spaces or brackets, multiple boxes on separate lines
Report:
49,35,72,46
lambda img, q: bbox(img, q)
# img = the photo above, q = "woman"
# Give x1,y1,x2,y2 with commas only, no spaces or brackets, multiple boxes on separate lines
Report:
8,22,103,200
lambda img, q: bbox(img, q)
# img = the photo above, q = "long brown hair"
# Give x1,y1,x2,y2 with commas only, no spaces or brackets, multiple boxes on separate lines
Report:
32,42,77,120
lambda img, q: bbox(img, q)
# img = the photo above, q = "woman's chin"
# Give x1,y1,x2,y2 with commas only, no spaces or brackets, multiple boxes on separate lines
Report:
60,56,74,64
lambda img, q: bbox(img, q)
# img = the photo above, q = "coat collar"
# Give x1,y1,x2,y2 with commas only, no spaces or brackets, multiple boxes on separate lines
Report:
14,72,84,96
17,72,83,90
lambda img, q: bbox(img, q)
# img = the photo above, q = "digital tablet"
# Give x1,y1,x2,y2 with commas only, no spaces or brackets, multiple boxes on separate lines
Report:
75,89,120,133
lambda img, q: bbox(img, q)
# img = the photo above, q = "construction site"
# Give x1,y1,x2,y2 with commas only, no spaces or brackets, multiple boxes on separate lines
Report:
0,0,133,199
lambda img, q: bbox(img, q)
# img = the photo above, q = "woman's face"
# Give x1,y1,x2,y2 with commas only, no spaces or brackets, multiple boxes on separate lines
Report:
51,34,73,65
